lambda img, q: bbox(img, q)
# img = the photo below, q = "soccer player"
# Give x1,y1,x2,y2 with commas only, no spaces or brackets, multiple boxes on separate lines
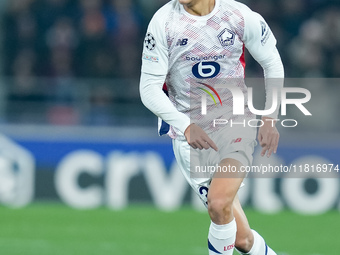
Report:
140,0,284,254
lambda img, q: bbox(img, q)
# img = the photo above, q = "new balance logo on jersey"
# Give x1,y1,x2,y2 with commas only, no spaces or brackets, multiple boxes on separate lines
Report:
176,38,188,46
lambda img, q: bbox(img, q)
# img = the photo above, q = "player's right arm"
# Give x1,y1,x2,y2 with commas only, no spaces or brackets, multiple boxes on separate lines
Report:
139,8,217,151
139,9,190,135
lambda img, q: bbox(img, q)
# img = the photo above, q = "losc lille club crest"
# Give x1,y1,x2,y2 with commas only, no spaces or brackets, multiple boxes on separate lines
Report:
218,28,235,47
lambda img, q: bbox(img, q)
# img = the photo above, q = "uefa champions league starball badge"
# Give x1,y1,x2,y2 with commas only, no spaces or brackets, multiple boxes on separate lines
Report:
144,32,156,51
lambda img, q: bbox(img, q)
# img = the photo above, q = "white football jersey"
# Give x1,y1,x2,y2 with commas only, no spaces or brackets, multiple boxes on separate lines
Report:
141,0,278,139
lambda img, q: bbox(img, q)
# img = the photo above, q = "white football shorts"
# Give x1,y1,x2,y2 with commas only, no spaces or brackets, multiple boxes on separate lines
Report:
172,124,257,206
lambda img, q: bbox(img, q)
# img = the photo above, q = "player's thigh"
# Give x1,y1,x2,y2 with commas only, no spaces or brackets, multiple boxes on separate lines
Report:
207,158,245,205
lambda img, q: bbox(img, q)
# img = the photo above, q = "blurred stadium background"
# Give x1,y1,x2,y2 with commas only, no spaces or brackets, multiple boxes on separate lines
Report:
0,0,339,254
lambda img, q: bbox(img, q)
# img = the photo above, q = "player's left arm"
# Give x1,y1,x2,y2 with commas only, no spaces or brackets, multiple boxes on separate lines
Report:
242,8,284,157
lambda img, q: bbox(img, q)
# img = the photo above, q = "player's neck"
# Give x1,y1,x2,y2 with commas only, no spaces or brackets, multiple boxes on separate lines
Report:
182,0,216,16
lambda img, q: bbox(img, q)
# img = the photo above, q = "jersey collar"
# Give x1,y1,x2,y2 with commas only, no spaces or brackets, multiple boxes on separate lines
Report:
179,0,221,21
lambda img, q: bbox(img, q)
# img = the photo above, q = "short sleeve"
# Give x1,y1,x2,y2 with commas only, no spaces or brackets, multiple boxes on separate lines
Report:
141,13,169,75
242,9,277,63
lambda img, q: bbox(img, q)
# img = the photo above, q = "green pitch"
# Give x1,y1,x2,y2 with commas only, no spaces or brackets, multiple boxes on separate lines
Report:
0,204,338,255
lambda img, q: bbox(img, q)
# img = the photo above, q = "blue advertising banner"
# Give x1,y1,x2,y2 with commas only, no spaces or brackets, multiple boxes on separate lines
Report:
0,127,339,214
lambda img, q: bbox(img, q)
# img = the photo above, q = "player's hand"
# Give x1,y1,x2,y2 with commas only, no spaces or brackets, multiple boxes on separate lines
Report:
184,123,218,151
258,117,279,158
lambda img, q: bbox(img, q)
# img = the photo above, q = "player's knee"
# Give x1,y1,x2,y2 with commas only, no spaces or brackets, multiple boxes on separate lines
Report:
207,197,233,222
235,230,254,252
